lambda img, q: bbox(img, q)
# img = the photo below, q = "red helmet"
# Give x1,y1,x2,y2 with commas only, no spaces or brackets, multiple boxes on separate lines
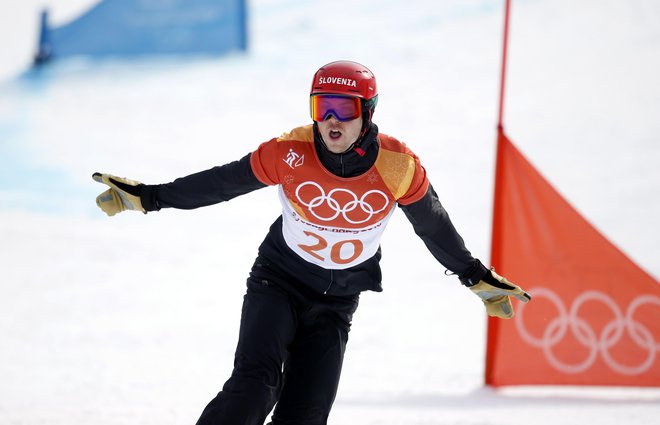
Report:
310,60,378,101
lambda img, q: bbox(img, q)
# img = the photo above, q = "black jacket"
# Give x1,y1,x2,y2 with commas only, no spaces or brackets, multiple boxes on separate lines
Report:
140,123,488,295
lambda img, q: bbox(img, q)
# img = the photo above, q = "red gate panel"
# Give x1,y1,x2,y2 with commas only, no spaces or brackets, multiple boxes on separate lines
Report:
486,129,660,386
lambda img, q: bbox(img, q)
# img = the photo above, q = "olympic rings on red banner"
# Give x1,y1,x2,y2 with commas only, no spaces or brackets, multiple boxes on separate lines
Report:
515,288,660,375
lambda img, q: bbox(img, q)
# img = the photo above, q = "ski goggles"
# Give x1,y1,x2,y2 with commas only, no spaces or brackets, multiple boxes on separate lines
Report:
310,94,362,122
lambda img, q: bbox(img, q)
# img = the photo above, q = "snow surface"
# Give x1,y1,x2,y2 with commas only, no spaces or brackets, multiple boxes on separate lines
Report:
0,0,659,424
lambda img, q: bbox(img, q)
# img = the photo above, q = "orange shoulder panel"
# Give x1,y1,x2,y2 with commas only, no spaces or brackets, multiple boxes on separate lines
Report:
250,125,315,186
277,124,314,143
375,134,429,205
250,138,280,185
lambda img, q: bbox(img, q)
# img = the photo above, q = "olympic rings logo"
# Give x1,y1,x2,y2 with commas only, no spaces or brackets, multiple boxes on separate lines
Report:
515,288,660,375
295,181,390,224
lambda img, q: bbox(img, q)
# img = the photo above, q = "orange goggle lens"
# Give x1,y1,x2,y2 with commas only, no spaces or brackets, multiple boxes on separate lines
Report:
310,95,362,122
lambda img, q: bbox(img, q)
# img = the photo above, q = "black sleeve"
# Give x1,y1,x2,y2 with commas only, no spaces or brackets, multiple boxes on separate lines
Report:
140,153,267,211
399,183,489,286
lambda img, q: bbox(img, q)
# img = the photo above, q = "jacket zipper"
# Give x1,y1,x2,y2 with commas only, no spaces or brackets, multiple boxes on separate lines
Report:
324,270,334,295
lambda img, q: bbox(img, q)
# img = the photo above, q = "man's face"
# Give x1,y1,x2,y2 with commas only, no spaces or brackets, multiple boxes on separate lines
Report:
317,115,363,154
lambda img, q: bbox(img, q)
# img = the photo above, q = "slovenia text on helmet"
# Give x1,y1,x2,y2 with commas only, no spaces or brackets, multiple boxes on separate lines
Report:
310,60,378,124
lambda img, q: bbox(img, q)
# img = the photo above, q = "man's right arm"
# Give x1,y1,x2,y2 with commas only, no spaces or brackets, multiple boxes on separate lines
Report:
94,153,267,215
140,153,267,211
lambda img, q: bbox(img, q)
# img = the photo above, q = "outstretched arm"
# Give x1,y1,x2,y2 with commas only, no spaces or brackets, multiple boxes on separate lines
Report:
141,153,266,211
399,184,488,283
399,184,530,318
94,153,266,215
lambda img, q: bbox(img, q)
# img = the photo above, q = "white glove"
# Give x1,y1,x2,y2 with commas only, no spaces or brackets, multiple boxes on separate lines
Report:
93,172,145,216
468,269,531,319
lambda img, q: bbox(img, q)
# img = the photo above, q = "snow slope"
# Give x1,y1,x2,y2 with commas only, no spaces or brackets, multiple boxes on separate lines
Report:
0,0,659,424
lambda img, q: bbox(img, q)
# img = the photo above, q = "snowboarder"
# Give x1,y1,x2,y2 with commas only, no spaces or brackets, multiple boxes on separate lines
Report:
93,60,531,425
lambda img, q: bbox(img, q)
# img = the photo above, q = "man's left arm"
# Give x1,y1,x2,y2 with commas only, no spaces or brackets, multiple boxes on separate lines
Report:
399,184,531,318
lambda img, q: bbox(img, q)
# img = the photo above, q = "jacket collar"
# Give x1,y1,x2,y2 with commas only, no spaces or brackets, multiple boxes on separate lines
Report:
313,122,379,178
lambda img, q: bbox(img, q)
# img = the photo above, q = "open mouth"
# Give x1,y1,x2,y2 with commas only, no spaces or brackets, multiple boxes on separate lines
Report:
328,129,342,140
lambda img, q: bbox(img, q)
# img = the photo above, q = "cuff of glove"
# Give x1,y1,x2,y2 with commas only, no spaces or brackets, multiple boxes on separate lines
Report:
459,259,489,287
140,184,161,212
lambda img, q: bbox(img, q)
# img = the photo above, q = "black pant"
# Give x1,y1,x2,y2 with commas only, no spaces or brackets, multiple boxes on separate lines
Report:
196,271,359,425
